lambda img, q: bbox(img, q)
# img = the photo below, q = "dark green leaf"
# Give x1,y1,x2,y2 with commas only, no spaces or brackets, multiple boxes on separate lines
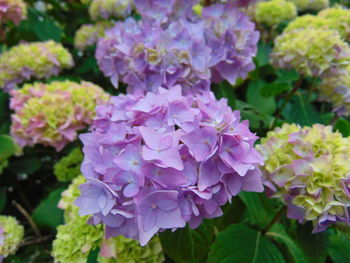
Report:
0,135,17,160
261,83,291,97
0,188,6,212
276,69,299,84
215,82,236,109
8,156,41,175
247,80,276,115
239,192,276,227
160,221,215,263
267,224,307,263
296,223,327,263
255,42,272,67
334,118,350,137
32,187,65,229
236,100,272,130
328,231,350,263
282,94,323,126
208,224,286,263
214,197,246,231
87,248,100,263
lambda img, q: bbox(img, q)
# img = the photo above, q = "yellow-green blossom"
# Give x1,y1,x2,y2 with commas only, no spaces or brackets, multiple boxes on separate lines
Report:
289,0,329,11
10,81,109,151
58,175,86,221
89,0,133,21
255,0,297,27
271,28,350,77
52,215,103,263
319,64,350,117
74,21,113,51
319,6,350,41
0,41,73,91
258,124,350,232
54,148,83,182
0,216,24,258
98,235,164,263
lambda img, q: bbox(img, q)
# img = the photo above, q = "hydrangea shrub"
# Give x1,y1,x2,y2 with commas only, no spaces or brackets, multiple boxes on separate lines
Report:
0,216,24,259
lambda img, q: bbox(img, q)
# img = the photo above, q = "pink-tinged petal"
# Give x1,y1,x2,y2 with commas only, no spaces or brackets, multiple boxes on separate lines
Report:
139,126,161,149
181,127,218,161
138,216,159,246
142,209,157,232
198,156,222,191
241,168,264,193
157,148,184,170
99,239,117,258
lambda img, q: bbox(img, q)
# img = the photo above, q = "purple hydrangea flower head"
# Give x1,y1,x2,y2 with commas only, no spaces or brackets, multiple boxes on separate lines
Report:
77,85,264,245
0,0,27,26
96,3,259,95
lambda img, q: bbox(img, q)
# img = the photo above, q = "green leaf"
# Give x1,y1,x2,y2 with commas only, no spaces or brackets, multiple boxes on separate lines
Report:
334,118,350,137
328,231,350,263
32,187,65,229
8,156,41,175
239,192,276,227
214,197,246,231
28,7,62,41
255,42,272,67
236,100,272,130
275,69,299,84
160,220,215,263
0,188,6,212
87,248,100,263
260,83,291,97
267,224,307,263
208,224,286,263
295,223,327,263
215,81,236,109
0,135,17,160
247,80,276,115
282,94,323,126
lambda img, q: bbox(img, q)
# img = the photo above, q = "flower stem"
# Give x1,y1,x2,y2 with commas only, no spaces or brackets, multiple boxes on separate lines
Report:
262,206,286,235
204,0,212,6
271,77,303,128
13,200,42,237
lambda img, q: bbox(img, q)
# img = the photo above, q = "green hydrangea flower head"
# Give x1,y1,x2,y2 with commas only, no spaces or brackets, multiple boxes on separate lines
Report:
0,41,73,91
284,15,331,33
0,216,24,258
74,21,113,51
257,124,350,232
98,235,164,263
255,0,297,27
10,81,109,151
271,28,350,77
58,175,86,221
52,215,103,263
319,6,350,41
89,0,133,21
318,64,350,117
289,0,329,11
54,148,83,182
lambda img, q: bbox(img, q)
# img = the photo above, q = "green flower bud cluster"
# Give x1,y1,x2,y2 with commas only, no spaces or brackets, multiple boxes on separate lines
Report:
0,41,73,91
257,124,350,232
52,215,103,263
74,21,113,51
285,7,350,41
255,0,297,27
0,216,24,258
10,81,109,151
89,0,133,21
289,0,329,11
54,148,83,182
98,235,164,263
271,28,350,77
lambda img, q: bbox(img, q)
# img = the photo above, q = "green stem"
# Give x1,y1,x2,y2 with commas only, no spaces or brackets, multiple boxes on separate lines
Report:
262,206,286,235
204,0,211,6
271,77,303,128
